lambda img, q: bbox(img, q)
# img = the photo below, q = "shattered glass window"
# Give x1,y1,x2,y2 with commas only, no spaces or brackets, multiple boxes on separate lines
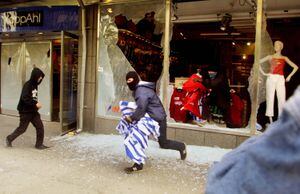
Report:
97,1,165,116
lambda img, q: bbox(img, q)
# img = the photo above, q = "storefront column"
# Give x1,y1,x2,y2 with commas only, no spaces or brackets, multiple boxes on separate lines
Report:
78,4,98,132
162,0,171,109
250,0,264,134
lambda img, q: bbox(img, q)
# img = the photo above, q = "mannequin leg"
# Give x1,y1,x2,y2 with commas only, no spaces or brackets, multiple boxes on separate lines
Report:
266,75,276,117
269,116,273,124
276,76,286,116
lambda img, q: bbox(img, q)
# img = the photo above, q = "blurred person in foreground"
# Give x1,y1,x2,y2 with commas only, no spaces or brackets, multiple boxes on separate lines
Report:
205,85,300,194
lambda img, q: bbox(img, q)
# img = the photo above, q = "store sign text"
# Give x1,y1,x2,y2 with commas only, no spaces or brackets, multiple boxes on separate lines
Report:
16,11,43,27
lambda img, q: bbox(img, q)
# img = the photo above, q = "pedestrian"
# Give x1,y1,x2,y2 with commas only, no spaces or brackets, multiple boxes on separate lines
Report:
205,86,300,194
6,67,49,150
124,71,187,173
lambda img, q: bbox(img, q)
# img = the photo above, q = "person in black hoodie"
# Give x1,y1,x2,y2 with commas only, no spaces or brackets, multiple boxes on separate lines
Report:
6,67,49,149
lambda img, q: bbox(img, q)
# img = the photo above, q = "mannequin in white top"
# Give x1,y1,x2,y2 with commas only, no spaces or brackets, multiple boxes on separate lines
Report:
260,40,298,123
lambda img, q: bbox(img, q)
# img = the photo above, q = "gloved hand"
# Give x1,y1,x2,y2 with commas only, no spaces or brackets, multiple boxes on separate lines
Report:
124,116,132,124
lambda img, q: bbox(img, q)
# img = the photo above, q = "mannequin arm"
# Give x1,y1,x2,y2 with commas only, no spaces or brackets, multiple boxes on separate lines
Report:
259,66,269,76
259,55,270,64
285,57,298,82
259,55,270,76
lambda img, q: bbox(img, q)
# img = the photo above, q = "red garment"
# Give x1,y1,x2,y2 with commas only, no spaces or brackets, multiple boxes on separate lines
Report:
270,58,285,75
228,93,244,128
182,91,202,118
182,74,207,118
182,74,206,92
169,89,187,122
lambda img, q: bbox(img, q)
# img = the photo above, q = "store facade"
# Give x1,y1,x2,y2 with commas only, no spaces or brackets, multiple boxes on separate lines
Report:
91,0,300,148
1,0,299,148
0,6,79,130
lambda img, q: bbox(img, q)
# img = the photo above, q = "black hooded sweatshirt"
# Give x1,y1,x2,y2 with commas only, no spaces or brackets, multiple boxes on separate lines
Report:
17,68,45,113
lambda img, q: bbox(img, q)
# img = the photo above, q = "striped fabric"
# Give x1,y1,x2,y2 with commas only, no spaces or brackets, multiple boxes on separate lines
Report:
116,101,160,164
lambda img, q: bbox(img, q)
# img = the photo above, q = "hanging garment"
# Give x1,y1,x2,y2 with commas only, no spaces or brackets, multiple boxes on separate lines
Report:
182,74,207,118
116,101,160,164
169,88,188,122
227,92,245,128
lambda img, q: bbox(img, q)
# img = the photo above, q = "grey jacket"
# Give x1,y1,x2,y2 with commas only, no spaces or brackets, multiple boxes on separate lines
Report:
131,82,167,122
205,86,300,194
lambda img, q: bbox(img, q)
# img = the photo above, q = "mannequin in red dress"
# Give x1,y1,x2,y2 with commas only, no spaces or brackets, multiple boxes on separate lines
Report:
260,40,298,123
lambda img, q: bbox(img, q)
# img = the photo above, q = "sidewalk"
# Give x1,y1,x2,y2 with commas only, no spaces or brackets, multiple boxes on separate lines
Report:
0,114,230,194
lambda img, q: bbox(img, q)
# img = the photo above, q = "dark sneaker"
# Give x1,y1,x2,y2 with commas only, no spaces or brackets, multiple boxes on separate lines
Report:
35,145,50,150
180,143,187,160
124,163,143,174
6,137,12,147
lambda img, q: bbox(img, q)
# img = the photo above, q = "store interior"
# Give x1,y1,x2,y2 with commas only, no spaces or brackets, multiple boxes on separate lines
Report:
110,2,300,130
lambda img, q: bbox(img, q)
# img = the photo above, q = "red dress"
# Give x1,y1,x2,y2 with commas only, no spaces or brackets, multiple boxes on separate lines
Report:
270,58,285,75
227,93,244,128
169,89,187,122
182,74,207,118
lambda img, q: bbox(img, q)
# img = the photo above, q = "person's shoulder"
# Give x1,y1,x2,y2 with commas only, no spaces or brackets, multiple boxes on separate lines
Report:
22,80,31,88
136,85,155,94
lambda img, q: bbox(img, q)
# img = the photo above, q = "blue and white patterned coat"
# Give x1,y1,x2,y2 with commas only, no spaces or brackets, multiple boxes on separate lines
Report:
116,101,160,164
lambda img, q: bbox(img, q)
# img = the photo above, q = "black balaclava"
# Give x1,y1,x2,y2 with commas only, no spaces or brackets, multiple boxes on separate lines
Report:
126,71,140,91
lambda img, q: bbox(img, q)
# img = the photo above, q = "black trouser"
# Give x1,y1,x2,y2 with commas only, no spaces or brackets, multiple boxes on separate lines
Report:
158,119,185,152
7,112,44,147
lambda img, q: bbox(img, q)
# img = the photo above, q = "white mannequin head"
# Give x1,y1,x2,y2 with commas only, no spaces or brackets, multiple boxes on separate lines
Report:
274,40,284,52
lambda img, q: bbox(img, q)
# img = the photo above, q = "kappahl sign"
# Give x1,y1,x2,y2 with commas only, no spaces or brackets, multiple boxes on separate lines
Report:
0,6,78,32
16,11,43,26
0,10,42,32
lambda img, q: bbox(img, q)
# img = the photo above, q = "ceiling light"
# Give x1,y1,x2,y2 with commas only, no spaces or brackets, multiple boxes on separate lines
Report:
247,42,251,46
220,13,232,31
107,8,113,13
242,54,247,60
171,14,178,21
232,42,236,46
38,32,44,35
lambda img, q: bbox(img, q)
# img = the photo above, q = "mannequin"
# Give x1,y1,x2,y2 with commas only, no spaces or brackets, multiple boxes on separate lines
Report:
260,40,298,123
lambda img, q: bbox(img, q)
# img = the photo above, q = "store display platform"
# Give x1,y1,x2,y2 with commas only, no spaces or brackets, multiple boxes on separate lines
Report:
95,117,258,149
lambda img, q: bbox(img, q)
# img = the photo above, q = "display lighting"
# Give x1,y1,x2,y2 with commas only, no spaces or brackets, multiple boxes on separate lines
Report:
220,13,232,31
107,8,113,13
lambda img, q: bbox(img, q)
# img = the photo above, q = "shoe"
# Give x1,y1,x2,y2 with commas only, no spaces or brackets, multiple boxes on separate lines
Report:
35,145,50,150
180,143,187,160
124,163,143,174
6,137,12,147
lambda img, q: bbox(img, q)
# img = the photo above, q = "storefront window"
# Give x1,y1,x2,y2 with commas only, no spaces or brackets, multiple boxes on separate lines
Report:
97,1,165,117
1,42,51,120
1,43,23,112
254,0,300,129
167,1,258,130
